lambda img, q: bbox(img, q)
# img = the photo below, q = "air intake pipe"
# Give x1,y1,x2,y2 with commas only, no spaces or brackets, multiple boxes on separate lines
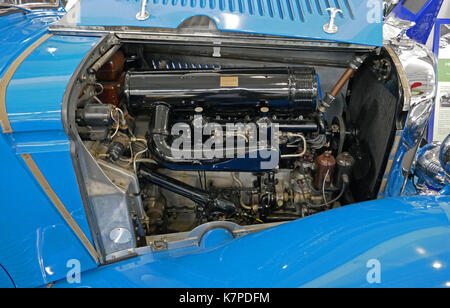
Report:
149,103,321,169
150,103,232,165
150,103,278,166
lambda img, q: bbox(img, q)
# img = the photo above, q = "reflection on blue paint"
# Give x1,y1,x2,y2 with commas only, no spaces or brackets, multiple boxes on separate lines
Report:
53,196,450,288
74,0,383,46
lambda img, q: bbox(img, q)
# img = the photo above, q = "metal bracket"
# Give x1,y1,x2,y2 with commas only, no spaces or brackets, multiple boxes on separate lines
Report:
213,41,221,57
151,239,169,251
323,8,343,34
388,20,416,50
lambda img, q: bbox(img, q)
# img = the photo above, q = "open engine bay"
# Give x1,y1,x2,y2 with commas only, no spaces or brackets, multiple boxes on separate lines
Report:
66,35,404,258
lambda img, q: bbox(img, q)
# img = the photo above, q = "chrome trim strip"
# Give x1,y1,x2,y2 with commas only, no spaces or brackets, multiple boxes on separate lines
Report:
0,33,53,134
21,153,100,263
385,45,411,111
378,131,403,198
104,221,288,261
381,41,437,197
49,26,374,51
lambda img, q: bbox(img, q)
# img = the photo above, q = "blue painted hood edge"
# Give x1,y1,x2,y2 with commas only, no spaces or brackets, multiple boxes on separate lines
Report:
0,10,63,79
52,196,450,288
72,0,383,47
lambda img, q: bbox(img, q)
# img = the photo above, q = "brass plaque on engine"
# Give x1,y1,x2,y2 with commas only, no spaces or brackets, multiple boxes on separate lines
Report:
220,76,239,87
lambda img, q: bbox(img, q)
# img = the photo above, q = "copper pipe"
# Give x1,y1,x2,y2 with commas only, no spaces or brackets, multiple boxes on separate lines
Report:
90,45,121,74
330,68,355,97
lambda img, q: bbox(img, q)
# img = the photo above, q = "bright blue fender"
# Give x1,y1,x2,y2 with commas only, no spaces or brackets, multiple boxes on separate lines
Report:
2,5,450,289
0,11,101,288
53,196,450,288
0,265,14,288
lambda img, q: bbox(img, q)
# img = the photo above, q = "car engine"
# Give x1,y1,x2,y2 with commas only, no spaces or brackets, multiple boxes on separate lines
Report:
68,38,401,255
74,48,359,237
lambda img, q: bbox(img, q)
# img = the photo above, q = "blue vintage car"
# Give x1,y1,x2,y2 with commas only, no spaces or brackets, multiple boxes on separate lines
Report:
0,0,449,288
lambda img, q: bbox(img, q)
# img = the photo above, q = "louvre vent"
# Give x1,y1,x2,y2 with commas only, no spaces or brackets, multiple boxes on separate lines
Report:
151,59,222,70
152,0,355,22
74,0,382,46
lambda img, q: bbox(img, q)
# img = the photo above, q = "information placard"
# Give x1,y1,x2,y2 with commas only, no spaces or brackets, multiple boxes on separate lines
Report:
431,19,450,142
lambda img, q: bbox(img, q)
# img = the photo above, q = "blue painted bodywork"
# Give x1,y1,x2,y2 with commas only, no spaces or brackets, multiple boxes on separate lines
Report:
1,3,449,289
52,196,450,288
0,11,100,288
5,35,98,133
0,11,61,77
0,265,14,288
75,0,383,46
440,185,450,195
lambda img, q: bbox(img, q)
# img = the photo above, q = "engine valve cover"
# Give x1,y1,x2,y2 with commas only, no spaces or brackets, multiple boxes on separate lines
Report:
125,67,319,113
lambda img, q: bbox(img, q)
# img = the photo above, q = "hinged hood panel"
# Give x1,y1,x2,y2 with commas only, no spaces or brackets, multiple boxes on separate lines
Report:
68,0,383,46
